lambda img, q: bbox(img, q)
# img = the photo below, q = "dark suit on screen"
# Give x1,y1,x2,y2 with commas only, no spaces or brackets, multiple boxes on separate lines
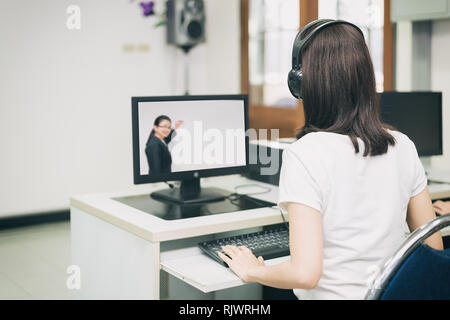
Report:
145,129,176,174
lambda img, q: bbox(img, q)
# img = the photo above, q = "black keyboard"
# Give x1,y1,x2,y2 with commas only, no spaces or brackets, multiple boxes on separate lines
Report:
198,226,290,267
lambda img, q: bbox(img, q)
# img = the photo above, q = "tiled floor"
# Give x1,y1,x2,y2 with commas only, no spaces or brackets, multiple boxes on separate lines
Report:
0,221,73,300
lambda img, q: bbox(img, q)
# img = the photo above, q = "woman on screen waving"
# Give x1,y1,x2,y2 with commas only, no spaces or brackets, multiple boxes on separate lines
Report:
218,19,443,300
145,115,183,174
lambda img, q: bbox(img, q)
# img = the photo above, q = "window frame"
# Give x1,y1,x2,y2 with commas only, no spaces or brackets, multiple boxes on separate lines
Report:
240,0,394,138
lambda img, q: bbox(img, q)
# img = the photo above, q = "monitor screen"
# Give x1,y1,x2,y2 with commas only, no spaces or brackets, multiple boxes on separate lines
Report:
379,91,442,157
132,95,248,184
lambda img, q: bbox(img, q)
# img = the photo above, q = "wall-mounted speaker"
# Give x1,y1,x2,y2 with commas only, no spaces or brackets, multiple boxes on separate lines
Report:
166,0,206,49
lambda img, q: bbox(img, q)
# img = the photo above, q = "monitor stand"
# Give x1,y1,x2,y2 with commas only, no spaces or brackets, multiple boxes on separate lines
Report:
113,192,275,220
150,178,230,205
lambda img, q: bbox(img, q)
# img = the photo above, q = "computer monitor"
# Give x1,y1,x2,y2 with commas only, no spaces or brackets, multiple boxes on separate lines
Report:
132,94,249,204
379,91,442,157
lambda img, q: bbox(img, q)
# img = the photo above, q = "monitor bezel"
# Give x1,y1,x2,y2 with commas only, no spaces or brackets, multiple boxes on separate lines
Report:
132,94,249,184
379,91,443,157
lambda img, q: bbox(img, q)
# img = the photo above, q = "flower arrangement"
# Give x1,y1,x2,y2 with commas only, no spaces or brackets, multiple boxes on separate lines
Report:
133,0,166,28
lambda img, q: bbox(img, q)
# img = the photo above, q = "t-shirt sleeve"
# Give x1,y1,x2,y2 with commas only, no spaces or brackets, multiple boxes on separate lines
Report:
277,147,324,213
409,140,427,198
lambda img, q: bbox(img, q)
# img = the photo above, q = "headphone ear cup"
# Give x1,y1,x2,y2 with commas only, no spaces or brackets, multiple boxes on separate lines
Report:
288,68,303,99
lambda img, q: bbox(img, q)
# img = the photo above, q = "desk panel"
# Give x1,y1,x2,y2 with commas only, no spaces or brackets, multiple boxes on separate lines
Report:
160,247,289,293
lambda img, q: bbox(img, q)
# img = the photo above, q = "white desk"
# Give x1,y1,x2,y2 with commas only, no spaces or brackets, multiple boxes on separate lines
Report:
70,176,450,299
70,175,287,299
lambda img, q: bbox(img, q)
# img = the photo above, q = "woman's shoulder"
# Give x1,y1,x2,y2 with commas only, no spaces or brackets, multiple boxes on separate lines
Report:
285,132,340,160
385,128,415,148
289,132,349,151
295,130,414,148
385,128,406,138
146,136,164,148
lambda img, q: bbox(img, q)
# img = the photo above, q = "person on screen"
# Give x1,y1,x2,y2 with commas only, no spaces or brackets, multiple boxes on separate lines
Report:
217,19,443,300
145,115,183,174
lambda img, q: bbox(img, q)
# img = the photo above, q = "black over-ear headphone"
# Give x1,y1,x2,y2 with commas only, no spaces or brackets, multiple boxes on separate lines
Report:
287,19,364,100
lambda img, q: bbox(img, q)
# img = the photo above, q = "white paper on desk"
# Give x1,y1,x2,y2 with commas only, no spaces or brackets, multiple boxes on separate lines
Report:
427,168,450,184
234,184,271,195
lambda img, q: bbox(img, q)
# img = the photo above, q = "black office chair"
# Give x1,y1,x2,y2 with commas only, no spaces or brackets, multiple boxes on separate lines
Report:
365,214,450,300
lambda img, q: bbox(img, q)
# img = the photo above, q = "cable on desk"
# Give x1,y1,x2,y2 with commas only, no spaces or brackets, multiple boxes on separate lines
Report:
233,183,272,196
164,181,175,189
226,183,273,207
225,184,289,230
274,206,289,230
428,179,449,185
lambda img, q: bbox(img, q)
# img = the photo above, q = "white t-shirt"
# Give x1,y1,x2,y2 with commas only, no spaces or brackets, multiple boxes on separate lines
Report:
277,130,427,300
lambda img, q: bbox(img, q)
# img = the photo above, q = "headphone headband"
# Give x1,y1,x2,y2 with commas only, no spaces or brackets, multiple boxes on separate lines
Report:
288,19,365,100
291,19,364,69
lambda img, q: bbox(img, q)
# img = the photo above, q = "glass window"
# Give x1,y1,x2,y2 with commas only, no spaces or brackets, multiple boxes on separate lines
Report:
318,0,385,91
248,0,300,108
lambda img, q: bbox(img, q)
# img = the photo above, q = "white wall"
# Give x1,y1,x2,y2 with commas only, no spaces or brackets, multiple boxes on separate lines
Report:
395,21,413,91
395,19,450,171
430,19,450,170
0,0,241,217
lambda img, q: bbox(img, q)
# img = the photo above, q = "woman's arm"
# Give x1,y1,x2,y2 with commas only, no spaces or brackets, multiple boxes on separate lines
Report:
164,129,176,144
164,120,183,144
219,202,323,289
433,200,450,215
407,187,444,250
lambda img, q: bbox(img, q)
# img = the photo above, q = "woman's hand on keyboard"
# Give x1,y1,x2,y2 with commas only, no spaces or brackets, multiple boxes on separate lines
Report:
433,200,450,215
218,245,264,282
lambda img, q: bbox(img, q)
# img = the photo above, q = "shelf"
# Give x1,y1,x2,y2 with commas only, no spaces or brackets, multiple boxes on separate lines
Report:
160,247,289,293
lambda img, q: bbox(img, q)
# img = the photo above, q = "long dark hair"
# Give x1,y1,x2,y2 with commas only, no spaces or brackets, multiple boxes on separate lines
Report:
297,21,395,156
146,115,171,145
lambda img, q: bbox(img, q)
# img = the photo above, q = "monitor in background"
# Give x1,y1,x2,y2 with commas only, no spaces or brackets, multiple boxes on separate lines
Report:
132,95,249,205
379,91,442,157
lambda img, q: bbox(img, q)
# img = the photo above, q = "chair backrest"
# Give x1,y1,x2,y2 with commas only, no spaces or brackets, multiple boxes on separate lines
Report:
365,214,450,300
